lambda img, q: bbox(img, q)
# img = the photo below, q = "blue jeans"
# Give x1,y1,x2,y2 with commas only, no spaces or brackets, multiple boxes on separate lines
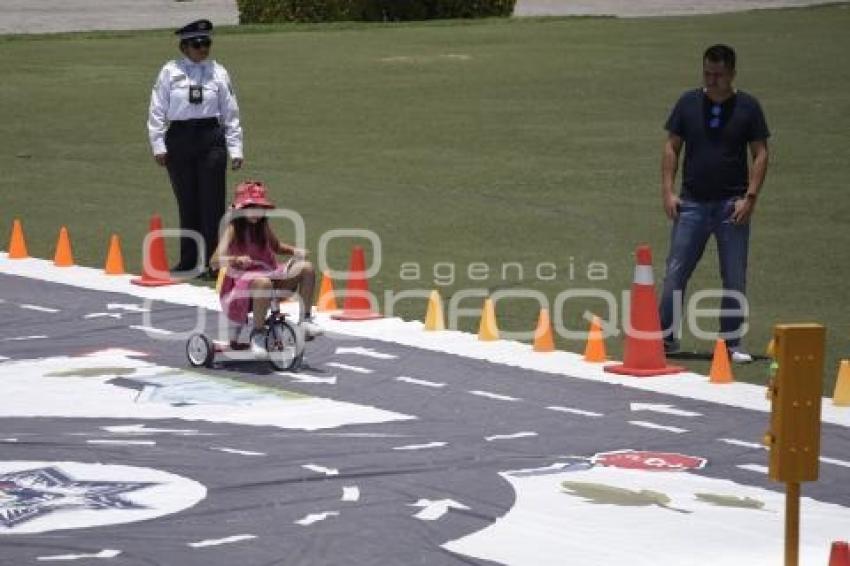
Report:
659,197,750,349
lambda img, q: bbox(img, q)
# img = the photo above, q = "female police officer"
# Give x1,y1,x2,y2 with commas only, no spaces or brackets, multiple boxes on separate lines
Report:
147,19,243,279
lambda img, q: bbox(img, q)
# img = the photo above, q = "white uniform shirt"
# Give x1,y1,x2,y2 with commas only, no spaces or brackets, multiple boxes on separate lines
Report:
147,57,243,159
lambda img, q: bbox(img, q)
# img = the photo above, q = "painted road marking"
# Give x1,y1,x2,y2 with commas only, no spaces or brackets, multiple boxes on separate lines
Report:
326,362,373,374
212,447,266,457
295,511,339,526
20,304,60,313
87,439,156,446
2,438,18,443
719,438,765,450
101,424,203,436
84,312,122,319
628,421,689,434
188,535,257,548
485,432,538,442
630,403,702,418
469,390,521,402
108,303,149,313
342,487,360,502
738,464,769,474
335,346,397,360
303,464,339,476
393,442,447,451
37,550,121,561
409,499,469,521
547,406,603,417
1,335,47,341
821,456,850,468
395,376,446,388
129,325,174,336
288,373,338,385
0,355,9,362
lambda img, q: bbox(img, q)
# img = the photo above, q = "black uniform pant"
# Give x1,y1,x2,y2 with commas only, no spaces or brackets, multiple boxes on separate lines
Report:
165,118,227,272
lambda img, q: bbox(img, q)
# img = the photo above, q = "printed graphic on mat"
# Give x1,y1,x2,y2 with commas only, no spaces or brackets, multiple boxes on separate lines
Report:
0,461,206,534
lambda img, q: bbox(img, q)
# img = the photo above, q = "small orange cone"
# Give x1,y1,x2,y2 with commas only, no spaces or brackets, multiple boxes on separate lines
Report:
53,226,74,267
829,541,850,566
709,339,734,384
833,360,850,407
766,338,776,359
584,315,607,362
7,219,28,259
104,234,125,275
316,271,338,312
424,290,445,331
533,308,555,352
478,297,499,341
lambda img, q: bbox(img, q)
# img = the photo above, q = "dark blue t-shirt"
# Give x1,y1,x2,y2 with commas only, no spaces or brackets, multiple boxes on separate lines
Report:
665,88,770,201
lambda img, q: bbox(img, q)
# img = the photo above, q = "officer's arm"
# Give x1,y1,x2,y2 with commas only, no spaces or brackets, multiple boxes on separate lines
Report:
148,66,171,156
661,134,683,219
217,68,243,160
746,139,769,201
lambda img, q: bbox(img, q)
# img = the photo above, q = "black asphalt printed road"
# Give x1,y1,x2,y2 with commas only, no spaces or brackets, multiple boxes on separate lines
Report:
0,273,848,565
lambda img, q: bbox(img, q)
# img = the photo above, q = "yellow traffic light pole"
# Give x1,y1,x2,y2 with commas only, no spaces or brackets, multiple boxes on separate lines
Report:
765,324,826,566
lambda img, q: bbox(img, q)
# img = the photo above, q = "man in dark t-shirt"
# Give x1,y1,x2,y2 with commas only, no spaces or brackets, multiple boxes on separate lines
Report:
659,44,770,363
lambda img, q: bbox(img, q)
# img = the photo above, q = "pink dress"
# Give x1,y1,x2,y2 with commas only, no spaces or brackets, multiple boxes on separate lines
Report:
219,233,288,323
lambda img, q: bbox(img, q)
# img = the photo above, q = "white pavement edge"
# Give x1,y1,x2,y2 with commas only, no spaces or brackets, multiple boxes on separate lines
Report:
1,253,848,428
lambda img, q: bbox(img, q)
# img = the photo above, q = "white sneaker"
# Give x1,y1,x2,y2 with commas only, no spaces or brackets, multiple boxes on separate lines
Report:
300,316,324,339
730,348,753,364
250,329,267,356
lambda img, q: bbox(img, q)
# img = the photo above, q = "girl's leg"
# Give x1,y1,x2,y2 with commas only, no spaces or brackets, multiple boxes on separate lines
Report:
276,260,316,320
250,277,273,331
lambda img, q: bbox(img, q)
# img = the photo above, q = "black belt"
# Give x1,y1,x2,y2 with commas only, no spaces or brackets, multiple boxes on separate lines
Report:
169,118,219,129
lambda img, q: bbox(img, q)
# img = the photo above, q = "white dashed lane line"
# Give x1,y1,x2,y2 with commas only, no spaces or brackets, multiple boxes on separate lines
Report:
720,438,850,469
820,457,850,468
87,440,156,446
738,464,769,474
1,335,47,342
37,549,121,561
342,487,360,502
302,464,339,476
325,362,373,374
485,432,538,442
188,535,257,548
20,304,60,313
395,376,446,388
295,511,339,526
393,442,447,451
469,390,521,402
211,447,266,457
628,421,689,434
335,346,398,360
128,325,174,336
547,405,603,417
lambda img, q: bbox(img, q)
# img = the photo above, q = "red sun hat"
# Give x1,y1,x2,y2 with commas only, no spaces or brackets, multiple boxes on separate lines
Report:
232,180,275,209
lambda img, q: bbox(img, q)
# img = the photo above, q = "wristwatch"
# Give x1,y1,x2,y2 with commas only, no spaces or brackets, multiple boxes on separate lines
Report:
744,193,758,202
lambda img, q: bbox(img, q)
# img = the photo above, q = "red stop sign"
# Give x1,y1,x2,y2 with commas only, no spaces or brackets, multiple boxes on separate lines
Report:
592,450,707,471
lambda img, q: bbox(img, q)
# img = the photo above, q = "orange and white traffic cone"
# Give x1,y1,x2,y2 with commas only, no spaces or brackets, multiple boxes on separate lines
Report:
7,219,29,259
605,245,684,377
533,308,555,352
53,226,74,267
131,215,177,287
331,245,382,321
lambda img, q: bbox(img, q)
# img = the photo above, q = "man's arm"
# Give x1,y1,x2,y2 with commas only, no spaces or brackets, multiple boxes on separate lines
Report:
731,139,769,224
661,133,683,219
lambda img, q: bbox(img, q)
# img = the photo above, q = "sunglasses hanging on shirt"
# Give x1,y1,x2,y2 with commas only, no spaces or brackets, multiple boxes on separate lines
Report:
709,104,722,129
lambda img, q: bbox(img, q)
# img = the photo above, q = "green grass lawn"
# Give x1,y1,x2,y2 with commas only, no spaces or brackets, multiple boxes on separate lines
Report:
2,5,849,389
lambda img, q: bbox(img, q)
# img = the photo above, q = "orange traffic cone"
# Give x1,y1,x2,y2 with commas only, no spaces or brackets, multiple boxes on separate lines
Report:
533,308,555,352
316,271,338,312
53,226,74,267
131,215,176,287
478,297,499,341
424,290,445,331
833,361,850,407
829,541,850,566
605,245,684,377
584,315,607,362
331,245,382,320
104,234,125,275
709,339,734,384
7,219,28,259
